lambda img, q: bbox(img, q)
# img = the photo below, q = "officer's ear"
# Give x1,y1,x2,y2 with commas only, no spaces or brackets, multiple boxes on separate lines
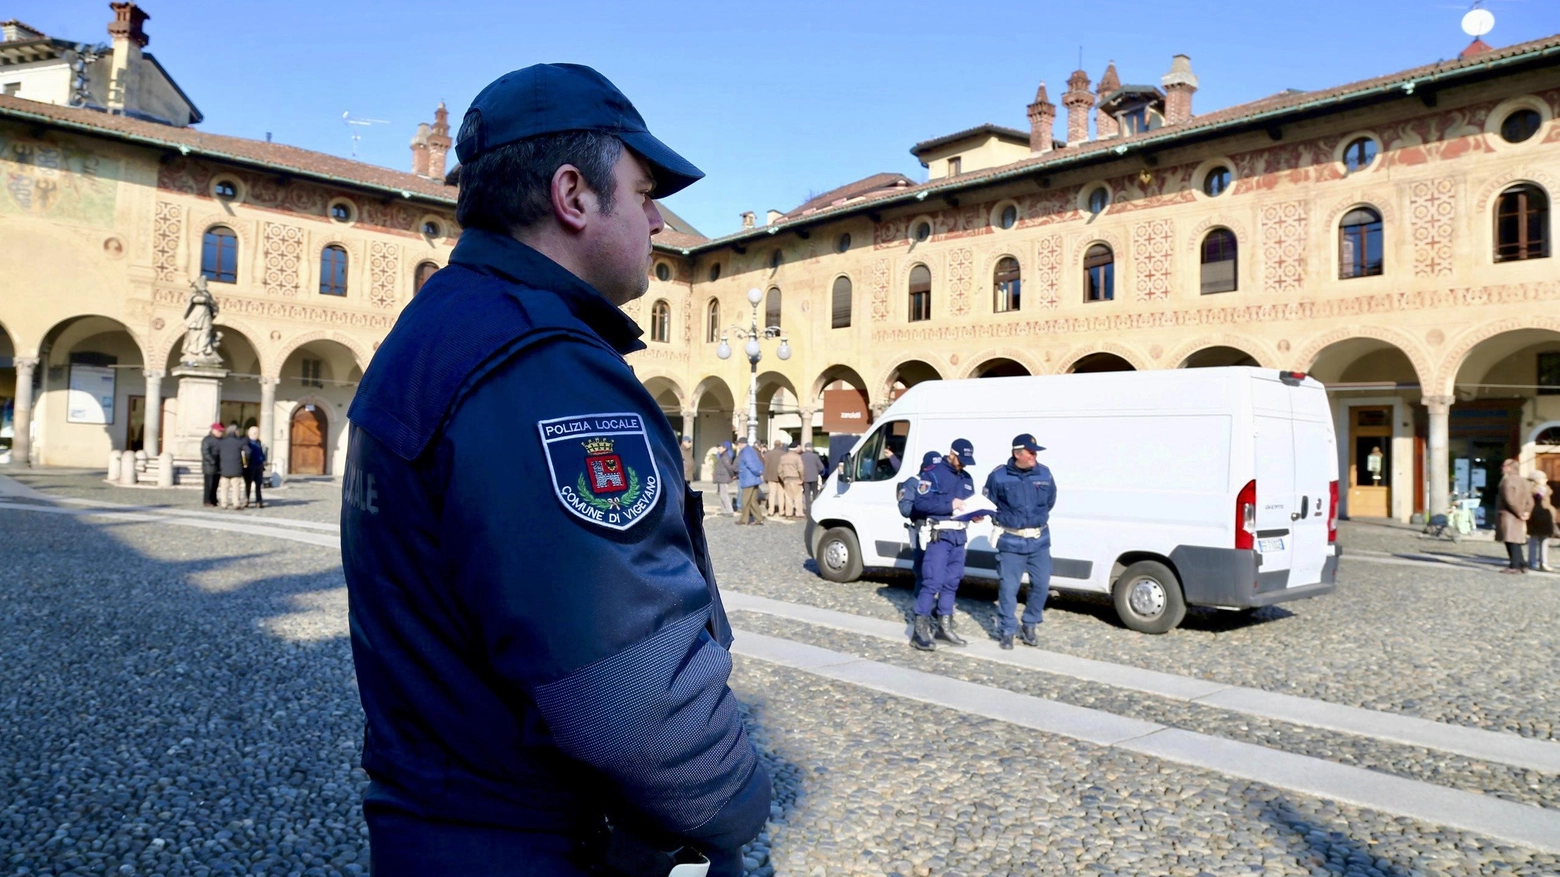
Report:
550,164,591,234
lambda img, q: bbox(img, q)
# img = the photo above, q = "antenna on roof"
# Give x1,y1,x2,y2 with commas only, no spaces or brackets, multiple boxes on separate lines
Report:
1461,1,1495,38
342,111,390,158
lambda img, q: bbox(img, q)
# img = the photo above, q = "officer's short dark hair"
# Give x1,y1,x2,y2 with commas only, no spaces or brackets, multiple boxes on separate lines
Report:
455,131,624,235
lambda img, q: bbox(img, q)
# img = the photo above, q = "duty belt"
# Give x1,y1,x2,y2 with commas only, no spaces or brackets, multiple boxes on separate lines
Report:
931,520,967,530
995,525,1046,539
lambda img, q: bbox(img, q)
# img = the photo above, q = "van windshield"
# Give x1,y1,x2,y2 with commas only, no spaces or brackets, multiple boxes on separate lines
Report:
853,419,910,482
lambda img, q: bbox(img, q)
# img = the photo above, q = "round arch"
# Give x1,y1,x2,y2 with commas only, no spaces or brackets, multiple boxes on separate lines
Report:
35,315,148,465
1179,346,1261,369
875,358,943,403
273,331,371,379
1164,334,1274,370
1294,326,1432,390
642,374,688,437
1437,315,1560,397
41,314,148,367
1059,342,1145,373
754,370,801,447
810,364,871,404
970,357,1032,378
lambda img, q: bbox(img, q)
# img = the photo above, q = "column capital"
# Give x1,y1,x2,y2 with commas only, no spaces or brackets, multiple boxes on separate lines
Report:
798,407,816,417
258,376,280,388
1423,394,1455,413
143,369,166,381
12,356,39,370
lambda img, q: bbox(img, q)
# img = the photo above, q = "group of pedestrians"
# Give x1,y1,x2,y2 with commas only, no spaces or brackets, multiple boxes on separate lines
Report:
905,433,1057,651
709,436,825,525
1497,458,1557,573
199,422,267,510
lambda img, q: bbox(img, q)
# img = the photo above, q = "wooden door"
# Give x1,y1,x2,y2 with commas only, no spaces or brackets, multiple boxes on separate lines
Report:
1538,453,1560,488
289,405,327,475
1348,406,1392,518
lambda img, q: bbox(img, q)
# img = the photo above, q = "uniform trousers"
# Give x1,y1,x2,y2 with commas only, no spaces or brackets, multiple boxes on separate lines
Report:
913,529,967,617
996,533,1051,635
782,478,803,517
367,809,583,876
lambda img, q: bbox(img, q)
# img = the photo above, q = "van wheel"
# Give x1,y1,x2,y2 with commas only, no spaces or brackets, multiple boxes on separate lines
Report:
817,527,864,583
1113,560,1186,634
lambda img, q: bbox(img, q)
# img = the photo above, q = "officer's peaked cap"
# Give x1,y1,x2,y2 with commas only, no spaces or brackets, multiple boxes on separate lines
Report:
950,438,976,466
1012,433,1045,453
455,63,704,198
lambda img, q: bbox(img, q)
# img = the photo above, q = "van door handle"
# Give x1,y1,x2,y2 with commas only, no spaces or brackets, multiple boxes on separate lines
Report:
1291,512,1301,521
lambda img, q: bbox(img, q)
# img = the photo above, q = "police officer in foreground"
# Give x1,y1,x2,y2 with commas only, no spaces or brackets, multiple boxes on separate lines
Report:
908,439,980,651
341,64,769,876
984,434,1057,650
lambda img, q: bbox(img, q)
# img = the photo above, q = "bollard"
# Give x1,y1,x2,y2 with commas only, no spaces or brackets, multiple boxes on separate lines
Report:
107,451,122,482
157,452,175,487
120,450,138,486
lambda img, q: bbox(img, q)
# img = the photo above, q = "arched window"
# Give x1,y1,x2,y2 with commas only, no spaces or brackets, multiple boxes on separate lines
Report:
993,257,1021,312
1084,244,1114,302
319,245,348,296
831,276,852,329
908,264,932,322
1339,206,1384,279
1200,229,1238,293
413,261,439,295
1495,184,1549,262
765,287,782,329
201,226,238,283
650,300,671,343
706,298,720,343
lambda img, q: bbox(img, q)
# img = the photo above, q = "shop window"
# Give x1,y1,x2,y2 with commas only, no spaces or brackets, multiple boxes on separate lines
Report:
1495,184,1549,262
319,245,348,296
706,298,720,343
765,287,782,329
831,276,852,329
650,300,670,343
1539,352,1560,396
1339,206,1384,279
1200,228,1238,293
852,419,911,482
908,264,931,322
1084,244,1114,302
201,226,238,283
413,261,439,295
993,257,1021,312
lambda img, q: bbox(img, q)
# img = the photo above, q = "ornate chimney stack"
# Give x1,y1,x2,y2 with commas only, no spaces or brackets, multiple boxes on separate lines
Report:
1026,82,1056,153
740,211,756,230
427,102,452,180
1161,54,1199,125
1062,69,1094,146
1095,62,1121,139
105,2,149,115
410,122,431,176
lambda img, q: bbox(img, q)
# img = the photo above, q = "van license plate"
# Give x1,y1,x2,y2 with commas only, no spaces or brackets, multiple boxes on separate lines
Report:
1258,537,1286,554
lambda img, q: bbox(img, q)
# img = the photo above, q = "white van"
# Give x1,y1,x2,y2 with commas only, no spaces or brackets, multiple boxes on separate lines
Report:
806,367,1340,633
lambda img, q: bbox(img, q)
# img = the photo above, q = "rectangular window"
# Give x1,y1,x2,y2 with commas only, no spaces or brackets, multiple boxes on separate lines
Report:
2,83,19,96
947,156,962,176
852,419,911,482
908,289,931,322
301,358,323,388
1540,352,1560,396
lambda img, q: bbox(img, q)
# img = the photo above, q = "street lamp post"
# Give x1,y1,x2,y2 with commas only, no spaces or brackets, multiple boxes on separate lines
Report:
717,287,791,445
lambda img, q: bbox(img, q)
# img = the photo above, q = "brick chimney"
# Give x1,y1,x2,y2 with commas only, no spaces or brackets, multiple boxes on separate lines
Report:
1161,54,1199,125
410,123,431,176
1062,69,1094,146
1095,62,1121,139
105,2,149,115
740,211,756,230
1026,82,1055,153
427,102,451,180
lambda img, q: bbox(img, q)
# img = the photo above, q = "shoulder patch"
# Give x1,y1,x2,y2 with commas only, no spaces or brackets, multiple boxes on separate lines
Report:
538,412,663,531
916,480,930,495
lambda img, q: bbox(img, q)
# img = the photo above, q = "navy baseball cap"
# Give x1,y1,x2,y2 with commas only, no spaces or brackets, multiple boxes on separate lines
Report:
950,439,976,466
920,451,942,471
1012,434,1045,453
455,63,704,198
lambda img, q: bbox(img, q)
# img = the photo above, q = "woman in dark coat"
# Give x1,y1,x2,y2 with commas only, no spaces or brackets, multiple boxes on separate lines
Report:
1496,458,1533,574
1527,471,1555,572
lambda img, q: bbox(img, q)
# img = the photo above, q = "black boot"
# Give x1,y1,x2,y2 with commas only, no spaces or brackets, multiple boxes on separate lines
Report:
910,615,937,651
935,613,967,647
1020,624,1038,647
999,633,1014,650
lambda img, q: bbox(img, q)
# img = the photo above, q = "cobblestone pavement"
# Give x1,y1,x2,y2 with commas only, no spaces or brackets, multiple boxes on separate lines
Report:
1,472,1557,876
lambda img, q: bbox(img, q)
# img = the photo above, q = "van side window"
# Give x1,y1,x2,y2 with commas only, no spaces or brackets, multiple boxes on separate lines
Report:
854,419,911,482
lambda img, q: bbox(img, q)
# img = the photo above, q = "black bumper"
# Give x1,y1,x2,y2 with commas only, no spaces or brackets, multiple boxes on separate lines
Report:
1173,544,1338,608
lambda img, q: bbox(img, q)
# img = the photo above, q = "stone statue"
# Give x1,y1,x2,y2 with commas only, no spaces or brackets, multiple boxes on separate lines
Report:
180,276,223,366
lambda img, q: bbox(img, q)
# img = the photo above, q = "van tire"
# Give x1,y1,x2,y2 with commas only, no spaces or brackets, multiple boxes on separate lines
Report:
1113,560,1186,634
817,527,864,583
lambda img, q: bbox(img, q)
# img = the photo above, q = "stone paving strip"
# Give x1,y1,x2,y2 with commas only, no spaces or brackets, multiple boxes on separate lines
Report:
723,591,1560,775
730,630,1560,855
0,501,340,549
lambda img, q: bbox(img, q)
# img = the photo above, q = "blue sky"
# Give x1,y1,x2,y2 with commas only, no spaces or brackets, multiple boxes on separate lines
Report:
13,0,1555,237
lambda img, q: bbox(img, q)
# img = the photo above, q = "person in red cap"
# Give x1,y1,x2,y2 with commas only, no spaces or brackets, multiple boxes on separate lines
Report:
199,422,224,507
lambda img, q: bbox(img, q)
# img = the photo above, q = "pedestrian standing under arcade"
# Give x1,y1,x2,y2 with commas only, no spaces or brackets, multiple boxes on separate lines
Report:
1497,457,1533,574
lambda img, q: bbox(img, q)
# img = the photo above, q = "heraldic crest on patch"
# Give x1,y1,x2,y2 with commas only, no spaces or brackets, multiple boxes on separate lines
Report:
538,412,663,531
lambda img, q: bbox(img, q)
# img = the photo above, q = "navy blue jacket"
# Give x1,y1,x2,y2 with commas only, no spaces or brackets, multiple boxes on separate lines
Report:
983,460,1058,530
737,445,764,488
341,229,769,860
909,459,975,521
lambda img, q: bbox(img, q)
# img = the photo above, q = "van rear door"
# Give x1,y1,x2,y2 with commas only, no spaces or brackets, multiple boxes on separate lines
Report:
1251,374,1297,591
1288,381,1336,587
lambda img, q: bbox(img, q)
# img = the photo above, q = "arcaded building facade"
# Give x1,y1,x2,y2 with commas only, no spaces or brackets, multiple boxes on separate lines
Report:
1,5,1557,525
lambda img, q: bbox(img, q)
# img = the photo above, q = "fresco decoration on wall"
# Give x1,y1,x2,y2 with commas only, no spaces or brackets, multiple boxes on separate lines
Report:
156,156,453,239
1033,236,1062,309
1260,200,1308,295
0,132,121,227
1132,220,1174,301
1410,178,1456,278
151,287,395,330
369,240,400,308
263,222,303,296
869,259,890,322
152,201,183,282
947,247,973,316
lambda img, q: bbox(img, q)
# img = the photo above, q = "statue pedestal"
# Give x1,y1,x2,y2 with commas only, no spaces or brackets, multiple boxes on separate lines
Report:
170,365,228,465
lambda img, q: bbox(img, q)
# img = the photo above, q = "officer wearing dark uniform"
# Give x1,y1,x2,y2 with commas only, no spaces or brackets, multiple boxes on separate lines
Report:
341,64,769,876
984,433,1057,650
908,439,979,651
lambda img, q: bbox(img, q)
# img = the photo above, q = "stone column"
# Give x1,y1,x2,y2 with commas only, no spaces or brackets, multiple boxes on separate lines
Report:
259,377,278,473
143,370,165,456
1424,395,1453,517
799,408,815,446
9,356,38,467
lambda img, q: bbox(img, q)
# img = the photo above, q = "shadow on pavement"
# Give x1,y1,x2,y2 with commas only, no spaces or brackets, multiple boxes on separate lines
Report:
1258,792,1411,877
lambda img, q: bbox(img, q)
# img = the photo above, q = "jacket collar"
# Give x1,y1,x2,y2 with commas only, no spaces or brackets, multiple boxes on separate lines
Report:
1005,458,1040,477
449,227,646,355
